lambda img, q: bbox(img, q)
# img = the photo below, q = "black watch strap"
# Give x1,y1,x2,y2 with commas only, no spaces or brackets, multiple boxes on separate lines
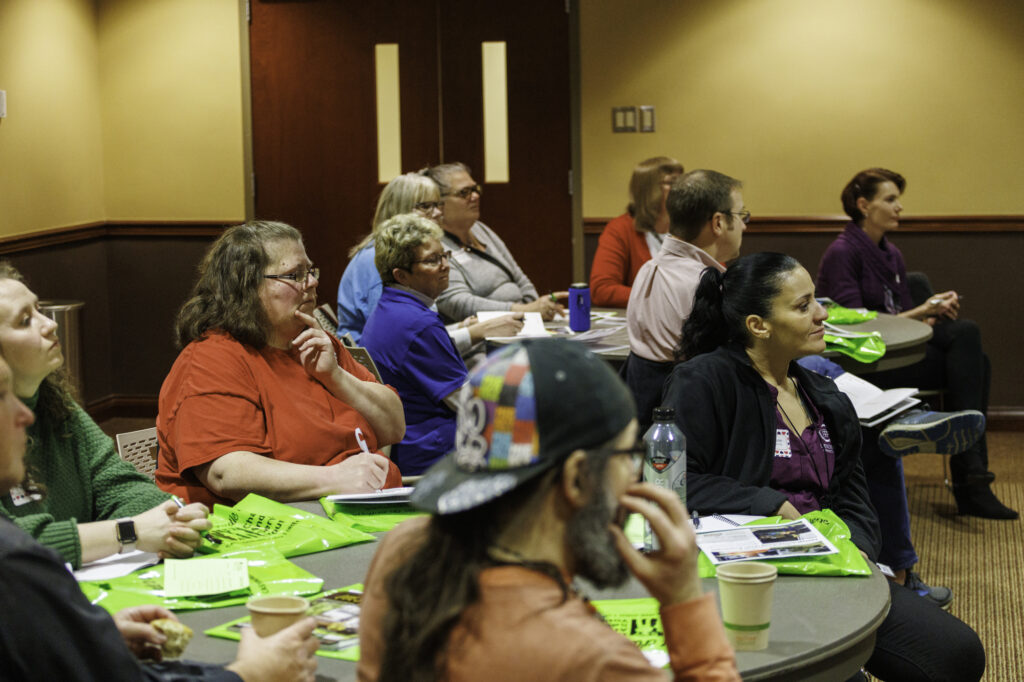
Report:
115,518,137,552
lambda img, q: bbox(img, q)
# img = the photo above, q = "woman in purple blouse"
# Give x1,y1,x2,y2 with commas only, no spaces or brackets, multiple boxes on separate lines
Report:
817,168,1015,520
664,252,985,682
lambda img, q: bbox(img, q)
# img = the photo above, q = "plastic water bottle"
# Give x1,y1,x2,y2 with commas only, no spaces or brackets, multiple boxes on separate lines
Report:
642,406,686,551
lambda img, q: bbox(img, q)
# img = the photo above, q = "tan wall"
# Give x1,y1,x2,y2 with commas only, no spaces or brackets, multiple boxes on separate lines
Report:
580,0,1024,218
0,0,106,237
98,0,245,220
0,0,245,238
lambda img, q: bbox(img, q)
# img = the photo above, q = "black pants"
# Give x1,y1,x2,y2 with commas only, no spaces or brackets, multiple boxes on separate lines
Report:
623,352,674,435
866,579,985,681
867,318,991,482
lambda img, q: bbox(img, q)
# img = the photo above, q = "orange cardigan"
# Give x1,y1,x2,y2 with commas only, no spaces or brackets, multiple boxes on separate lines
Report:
589,214,654,308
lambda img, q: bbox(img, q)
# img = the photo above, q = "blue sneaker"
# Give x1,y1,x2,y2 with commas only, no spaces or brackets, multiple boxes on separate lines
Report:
878,409,985,458
904,570,953,610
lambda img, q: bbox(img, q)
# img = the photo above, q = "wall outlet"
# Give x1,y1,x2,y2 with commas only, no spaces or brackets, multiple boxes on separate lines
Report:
0,90,6,118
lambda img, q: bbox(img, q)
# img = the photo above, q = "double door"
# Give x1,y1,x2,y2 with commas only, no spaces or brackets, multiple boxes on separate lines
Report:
250,0,573,296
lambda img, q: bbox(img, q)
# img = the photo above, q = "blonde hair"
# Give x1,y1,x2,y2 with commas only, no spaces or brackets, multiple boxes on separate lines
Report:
349,173,441,258
374,214,445,285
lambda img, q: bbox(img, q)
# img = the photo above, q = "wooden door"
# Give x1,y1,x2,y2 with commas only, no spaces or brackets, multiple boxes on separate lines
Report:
250,0,572,299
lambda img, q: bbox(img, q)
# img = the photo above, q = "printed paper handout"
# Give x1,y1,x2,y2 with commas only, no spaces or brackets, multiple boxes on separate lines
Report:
696,518,838,565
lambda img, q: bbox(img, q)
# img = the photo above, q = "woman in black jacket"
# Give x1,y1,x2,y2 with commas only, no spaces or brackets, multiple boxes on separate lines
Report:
663,252,984,682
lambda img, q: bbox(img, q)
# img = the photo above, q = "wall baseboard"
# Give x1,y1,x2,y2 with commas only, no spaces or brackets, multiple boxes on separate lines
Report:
86,395,159,423
584,215,1024,235
0,221,229,255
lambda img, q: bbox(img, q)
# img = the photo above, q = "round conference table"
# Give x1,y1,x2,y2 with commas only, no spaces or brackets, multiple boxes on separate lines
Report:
177,501,891,681
500,309,932,376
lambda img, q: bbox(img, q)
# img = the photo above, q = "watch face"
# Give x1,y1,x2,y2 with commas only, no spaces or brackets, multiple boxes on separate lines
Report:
116,519,138,544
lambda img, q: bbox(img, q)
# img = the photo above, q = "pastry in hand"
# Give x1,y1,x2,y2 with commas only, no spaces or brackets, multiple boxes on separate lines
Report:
151,618,194,659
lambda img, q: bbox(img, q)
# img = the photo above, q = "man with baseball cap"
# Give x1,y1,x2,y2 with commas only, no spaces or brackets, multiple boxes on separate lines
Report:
358,339,738,681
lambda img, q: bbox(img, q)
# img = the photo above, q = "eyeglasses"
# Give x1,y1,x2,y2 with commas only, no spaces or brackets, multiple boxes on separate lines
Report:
414,201,443,213
726,209,752,225
606,442,646,475
264,265,320,285
445,184,482,200
411,250,452,268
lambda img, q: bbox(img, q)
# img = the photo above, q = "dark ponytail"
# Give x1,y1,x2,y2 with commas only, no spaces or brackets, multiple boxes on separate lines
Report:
677,267,728,360
679,253,801,360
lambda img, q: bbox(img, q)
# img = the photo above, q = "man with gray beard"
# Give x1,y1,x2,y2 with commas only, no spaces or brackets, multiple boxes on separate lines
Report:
357,339,739,682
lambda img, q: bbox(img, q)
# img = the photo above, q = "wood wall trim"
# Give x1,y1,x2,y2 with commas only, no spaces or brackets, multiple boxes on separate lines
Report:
583,215,1024,235
0,221,229,254
86,394,159,423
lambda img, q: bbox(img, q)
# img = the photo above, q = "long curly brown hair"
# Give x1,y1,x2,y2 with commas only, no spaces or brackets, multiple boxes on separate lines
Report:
174,221,302,349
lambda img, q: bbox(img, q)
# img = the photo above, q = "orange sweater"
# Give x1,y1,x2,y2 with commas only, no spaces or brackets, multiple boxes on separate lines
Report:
589,214,654,308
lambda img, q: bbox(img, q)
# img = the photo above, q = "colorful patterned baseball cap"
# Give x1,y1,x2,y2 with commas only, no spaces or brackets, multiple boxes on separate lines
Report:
410,338,636,514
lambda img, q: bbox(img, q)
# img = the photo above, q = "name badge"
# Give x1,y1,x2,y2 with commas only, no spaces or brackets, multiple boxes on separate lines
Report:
774,429,792,458
9,486,38,507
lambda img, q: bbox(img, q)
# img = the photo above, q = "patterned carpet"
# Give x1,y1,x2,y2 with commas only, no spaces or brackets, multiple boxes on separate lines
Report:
901,432,1023,681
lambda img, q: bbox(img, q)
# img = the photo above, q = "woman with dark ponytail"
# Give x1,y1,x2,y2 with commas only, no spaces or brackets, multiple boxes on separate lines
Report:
663,253,985,682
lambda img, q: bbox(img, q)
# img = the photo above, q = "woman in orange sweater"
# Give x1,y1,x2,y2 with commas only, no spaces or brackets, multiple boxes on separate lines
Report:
589,156,683,307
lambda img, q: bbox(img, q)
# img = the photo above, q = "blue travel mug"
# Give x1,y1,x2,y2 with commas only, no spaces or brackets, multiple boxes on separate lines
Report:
568,282,591,332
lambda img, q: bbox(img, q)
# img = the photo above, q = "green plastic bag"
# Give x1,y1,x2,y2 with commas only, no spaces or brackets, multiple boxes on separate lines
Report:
205,584,365,661
698,509,871,578
591,597,666,661
824,330,886,364
80,548,324,613
198,493,375,556
823,302,878,324
320,497,425,533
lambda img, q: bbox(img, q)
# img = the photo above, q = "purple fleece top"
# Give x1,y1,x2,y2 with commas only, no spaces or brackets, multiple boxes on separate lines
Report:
768,383,836,514
816,222,914,314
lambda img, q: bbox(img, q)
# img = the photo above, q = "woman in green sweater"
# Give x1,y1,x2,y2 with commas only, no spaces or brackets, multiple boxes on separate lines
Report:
0,263,210,568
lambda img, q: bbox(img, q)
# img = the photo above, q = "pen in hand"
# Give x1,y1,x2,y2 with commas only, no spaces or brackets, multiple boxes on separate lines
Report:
691,510,700,529
172,495,221,545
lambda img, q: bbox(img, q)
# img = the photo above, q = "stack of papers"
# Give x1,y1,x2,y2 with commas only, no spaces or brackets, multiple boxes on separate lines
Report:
833,372,920,427
478,311,548,338
326,486,414,505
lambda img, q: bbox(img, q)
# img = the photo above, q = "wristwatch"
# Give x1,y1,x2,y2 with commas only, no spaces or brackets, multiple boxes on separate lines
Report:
115,518,138,553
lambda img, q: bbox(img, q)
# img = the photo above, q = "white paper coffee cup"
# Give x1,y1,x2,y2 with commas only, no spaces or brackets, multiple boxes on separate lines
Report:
716,561,778,651
246,595,310,637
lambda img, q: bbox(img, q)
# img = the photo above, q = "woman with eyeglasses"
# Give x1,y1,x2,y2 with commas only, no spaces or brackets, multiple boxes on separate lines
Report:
590,156,684,307
816,168,1015,520
664,252,985,682
337,172,523,348
427,162,567,323
361,214,469,474
156,221,406,507
0,262,211,569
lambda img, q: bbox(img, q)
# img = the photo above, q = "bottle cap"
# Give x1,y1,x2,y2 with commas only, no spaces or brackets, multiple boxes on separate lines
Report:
652,406,675,421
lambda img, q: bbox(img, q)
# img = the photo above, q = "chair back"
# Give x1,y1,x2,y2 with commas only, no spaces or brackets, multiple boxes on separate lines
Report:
115,427,159,480
314,303,340,336
347,346,384,383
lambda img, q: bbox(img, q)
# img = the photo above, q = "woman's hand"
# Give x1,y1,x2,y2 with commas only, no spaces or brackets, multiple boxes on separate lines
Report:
134,499,212,559
774,500,802,520
113,605,177,661
467,313,524,342
227,617,319,682
610,483,702,607
513,292,567,321
904,290,959,323
328,452,391,493
292,309,340,383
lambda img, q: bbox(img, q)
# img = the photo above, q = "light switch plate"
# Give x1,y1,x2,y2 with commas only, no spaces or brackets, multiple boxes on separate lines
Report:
612,106,637,133
639,105,655,132
0,90,6,118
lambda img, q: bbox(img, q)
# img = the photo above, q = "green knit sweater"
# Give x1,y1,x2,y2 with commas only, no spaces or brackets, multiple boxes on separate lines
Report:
0,392,170,568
